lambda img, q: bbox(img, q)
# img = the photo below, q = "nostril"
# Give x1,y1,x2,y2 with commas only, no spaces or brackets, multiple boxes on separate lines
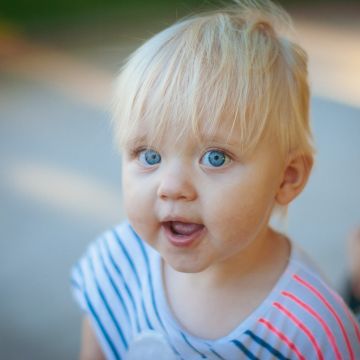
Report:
157,172,197,201
159,192,169,200
157,185,193,200
158,188,195,201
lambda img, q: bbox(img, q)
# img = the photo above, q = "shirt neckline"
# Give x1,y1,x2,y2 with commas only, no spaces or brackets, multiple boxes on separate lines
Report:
152,240,303,344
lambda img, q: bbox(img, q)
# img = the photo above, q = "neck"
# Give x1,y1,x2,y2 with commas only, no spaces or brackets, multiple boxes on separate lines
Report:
165,226,290,291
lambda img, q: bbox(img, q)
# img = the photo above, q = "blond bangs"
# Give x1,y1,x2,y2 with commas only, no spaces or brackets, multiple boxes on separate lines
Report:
112,0,314,158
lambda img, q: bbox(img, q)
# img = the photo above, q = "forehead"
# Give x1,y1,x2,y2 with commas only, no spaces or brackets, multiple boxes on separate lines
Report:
125,115,246,149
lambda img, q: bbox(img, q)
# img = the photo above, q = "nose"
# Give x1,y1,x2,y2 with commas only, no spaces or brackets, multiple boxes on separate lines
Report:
157,164,197,202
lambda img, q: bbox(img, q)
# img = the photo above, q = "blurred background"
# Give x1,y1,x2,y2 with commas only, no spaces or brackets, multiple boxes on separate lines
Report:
0,0,359,358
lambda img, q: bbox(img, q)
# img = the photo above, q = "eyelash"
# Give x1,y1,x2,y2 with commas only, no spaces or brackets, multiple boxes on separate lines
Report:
128,146,149,159
128,147,233,167
200,148,232,168
129,147,161,167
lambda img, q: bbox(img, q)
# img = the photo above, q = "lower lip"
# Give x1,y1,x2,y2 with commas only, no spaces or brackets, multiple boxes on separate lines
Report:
162,224,206,248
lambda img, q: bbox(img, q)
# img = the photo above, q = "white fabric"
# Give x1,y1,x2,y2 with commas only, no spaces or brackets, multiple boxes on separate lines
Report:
71,221,360,360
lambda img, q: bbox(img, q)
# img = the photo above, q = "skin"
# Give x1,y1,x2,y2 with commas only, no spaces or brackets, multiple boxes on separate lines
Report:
80,317,106,360
120,121,312,338
79,118,312,351
123,123,287,277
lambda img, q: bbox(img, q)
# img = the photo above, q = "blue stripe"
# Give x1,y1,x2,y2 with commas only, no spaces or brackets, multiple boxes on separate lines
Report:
76,263,84,280
180,333,207,358
130,226,165,329
83,290,121,360
245,330,290,360
208,347,226,360
77,264,121,360
70,277,81,291
129,226,183,359
74,263,84,287
102,237,141,332
141,300,154,330
232,339,259,360
88,256,128,350
112,228,154,331
112,230,142,288
97,242,132,327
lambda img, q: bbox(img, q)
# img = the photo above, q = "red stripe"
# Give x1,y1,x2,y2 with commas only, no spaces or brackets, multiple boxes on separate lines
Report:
282,291,342,360
259,318,306,360
273,302,324,360
327,285,360,343
293,274,355,360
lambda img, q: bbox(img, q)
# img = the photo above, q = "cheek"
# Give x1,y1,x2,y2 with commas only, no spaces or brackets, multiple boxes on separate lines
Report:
201,177,275,237
122,167,157,229
122,170,135,212
122,169,145,221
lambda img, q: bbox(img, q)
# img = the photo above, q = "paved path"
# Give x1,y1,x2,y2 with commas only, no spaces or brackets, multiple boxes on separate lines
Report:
0,10,359,359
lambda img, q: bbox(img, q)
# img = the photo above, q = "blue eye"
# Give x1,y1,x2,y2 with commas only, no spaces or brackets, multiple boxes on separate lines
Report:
201,150,229,167
139,149,161,166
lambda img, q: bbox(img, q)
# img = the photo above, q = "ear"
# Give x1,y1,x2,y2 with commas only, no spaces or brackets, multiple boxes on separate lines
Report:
275,153,313,206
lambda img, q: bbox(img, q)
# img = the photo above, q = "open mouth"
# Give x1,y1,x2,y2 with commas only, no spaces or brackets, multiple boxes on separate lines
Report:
162,221,205,247
168,221,204,236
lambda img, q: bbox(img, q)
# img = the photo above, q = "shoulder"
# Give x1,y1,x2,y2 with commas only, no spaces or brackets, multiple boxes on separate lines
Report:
69,221,156,359
71,221,153,294
260,252,360,360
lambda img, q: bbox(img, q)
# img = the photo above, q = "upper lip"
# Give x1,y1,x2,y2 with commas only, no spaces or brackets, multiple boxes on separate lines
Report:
160,215,203,225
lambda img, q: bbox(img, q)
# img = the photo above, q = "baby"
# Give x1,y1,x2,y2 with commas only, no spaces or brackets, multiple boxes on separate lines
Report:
71,1,360,359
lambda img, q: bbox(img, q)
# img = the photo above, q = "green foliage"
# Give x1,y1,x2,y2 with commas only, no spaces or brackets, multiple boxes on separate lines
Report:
1,0,203,24
0,0,350,29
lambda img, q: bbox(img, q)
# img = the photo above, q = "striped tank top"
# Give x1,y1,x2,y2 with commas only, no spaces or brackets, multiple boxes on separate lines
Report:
71,221,360,359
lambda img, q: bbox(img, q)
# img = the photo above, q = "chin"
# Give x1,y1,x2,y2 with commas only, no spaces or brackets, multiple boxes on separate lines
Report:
164,255,211,274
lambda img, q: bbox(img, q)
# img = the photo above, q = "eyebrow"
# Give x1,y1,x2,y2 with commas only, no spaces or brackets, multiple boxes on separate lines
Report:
126,130,240,149
126,135,148,147
199,132,240,147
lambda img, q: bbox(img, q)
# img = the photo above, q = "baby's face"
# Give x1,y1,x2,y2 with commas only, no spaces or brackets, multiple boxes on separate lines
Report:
121,121,285,273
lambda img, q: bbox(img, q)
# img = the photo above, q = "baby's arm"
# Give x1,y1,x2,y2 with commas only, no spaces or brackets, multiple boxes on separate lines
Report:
79,316,106,360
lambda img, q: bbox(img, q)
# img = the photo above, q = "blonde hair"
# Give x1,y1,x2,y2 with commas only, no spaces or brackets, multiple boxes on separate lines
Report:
111,0,314,159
